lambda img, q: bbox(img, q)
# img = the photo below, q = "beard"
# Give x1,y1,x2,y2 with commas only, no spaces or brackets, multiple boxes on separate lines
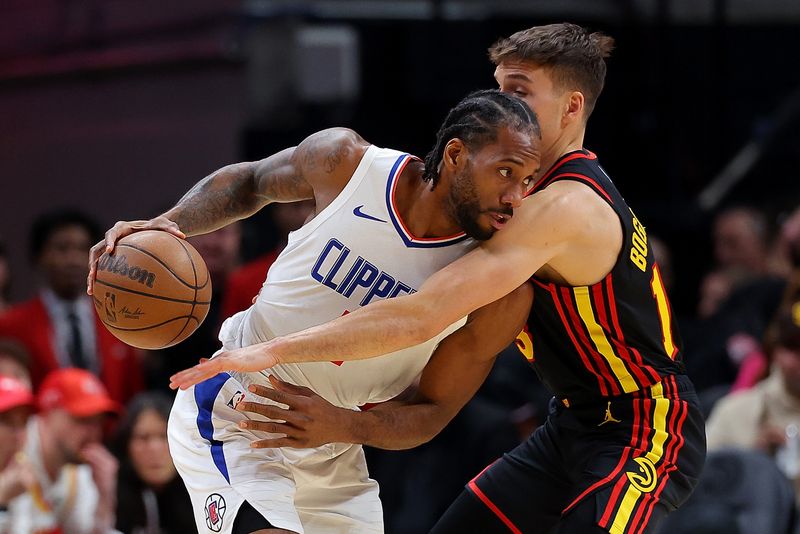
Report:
445,162,507,241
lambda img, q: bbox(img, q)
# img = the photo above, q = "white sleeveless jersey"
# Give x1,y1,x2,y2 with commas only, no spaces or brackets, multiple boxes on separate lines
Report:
220,145,477,408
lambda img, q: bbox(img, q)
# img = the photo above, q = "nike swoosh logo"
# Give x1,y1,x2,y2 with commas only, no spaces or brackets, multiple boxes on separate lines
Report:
353,205,387,223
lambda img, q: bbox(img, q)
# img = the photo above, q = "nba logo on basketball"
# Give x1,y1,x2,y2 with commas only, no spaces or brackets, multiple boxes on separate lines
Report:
204,493,227,532
103,292,117,322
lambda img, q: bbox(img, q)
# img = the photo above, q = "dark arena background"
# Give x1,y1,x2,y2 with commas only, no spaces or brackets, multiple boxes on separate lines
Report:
1,1,799,533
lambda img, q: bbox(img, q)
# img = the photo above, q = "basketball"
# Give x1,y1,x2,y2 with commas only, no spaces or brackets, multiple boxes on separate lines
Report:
92,230,212,349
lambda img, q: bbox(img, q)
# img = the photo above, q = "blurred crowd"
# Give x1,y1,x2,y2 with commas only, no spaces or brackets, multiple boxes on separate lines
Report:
1,201,799,533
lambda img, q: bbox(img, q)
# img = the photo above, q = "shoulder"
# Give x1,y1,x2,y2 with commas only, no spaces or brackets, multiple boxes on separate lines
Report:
708,386,764,420
534,180,609,217
706,385,765,448
524,179,619,243
295,128,369,173
0,298,46,328
513,182,598,240
293,128,371,197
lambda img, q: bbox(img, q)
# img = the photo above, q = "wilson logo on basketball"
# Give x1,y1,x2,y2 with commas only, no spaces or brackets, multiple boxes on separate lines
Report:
97,254,156,288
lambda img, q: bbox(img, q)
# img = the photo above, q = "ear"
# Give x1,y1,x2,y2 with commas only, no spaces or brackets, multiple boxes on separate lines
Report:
562,91,585,126
441,138,466,173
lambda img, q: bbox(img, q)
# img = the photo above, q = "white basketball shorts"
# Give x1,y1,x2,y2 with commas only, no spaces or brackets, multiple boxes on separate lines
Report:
167,372,384,534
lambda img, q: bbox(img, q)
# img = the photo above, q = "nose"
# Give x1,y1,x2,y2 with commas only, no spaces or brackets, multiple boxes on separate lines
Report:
501,184,525,210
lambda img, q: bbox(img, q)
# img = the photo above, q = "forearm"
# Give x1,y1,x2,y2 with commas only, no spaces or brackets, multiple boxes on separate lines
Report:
266,295,440,364
263,242,535,366
93,496,117,534
164,162,267,235
347,401,452,450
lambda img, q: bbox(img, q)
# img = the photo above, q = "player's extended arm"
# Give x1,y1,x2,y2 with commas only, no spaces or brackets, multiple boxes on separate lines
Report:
236,283,532,450
88,127,367,294
169,186,582,389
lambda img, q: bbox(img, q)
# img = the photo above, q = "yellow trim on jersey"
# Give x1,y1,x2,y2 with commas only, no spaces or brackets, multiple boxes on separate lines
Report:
651,265,677,358
610,382,670,534
573,287,638,393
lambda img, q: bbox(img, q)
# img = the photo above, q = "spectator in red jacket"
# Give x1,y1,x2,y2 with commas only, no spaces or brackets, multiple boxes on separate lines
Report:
0,209,143,405
0,374,35,526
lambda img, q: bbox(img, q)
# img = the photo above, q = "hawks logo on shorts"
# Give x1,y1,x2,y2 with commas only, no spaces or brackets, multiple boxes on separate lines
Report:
625,456,658,493
515,326,534,362
205,493,227,532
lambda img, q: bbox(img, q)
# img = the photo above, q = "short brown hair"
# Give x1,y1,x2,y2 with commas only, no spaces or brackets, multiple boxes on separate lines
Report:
770,303,800,352
0,338,31,371
489,23,614,118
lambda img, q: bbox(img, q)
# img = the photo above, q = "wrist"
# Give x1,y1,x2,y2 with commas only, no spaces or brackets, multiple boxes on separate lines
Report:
263,338,286,366
95,498,117,530
0,482,12,507
332,408,364,444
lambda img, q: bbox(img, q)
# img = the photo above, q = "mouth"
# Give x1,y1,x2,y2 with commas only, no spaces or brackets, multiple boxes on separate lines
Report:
488,211,512,230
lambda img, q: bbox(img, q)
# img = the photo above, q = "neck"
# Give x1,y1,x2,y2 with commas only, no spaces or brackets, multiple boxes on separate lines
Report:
394,161,461,238
538,127,586,181
37,421,65,481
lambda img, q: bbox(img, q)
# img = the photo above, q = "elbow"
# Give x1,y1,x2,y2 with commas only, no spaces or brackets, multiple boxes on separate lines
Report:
402,316,450,349
406,301,453,346
409,320,441,346
404,414,452,449
380,426,440,451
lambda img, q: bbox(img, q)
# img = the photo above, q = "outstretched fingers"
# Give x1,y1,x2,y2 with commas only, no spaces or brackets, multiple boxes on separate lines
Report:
169,358,225,390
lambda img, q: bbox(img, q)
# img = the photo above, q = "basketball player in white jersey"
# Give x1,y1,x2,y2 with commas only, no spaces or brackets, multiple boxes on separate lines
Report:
88,90,540,534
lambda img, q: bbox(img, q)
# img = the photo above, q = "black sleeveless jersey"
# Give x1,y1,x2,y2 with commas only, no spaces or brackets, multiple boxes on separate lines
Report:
515,149,685,404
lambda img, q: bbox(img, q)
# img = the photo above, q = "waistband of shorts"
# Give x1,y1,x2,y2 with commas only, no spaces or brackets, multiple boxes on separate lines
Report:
555,373,696,409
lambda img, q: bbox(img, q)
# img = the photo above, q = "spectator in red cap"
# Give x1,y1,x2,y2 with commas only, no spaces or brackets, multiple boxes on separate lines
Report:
0,375,35,532
0,339,32,390
5,368,120,534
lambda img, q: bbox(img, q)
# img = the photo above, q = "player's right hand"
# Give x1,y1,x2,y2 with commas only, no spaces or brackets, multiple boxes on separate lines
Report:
87,216,185,295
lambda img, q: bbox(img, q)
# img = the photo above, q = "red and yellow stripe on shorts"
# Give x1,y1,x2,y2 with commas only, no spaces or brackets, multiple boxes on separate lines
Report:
564,375,689,534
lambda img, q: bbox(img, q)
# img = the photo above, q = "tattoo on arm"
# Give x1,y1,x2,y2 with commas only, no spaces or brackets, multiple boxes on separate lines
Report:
165,127,359,236
258,168,313,203
166,163,261,235
300,128,355,175
324,143,350,173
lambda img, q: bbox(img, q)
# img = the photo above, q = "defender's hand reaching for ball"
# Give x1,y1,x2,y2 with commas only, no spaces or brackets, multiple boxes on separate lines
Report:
169,343,280,390
87,216,185,295
236,376,353,448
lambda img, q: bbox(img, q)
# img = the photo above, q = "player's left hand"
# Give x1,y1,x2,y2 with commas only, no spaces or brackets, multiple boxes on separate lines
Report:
169,343,280,390
236,375,352,448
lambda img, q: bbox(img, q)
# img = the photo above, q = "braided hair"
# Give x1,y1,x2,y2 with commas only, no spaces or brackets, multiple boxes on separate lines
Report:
422,89,540,188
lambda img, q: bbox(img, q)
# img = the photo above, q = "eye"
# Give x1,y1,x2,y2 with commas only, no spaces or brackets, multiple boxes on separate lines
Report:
523,176,533,187
498,168,512,178
512,90,528,98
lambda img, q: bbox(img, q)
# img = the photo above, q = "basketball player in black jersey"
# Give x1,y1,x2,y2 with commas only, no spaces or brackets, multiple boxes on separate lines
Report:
172,23,706,533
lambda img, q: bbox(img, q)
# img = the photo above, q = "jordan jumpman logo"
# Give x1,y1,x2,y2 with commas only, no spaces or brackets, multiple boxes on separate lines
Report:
598,401,622,426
